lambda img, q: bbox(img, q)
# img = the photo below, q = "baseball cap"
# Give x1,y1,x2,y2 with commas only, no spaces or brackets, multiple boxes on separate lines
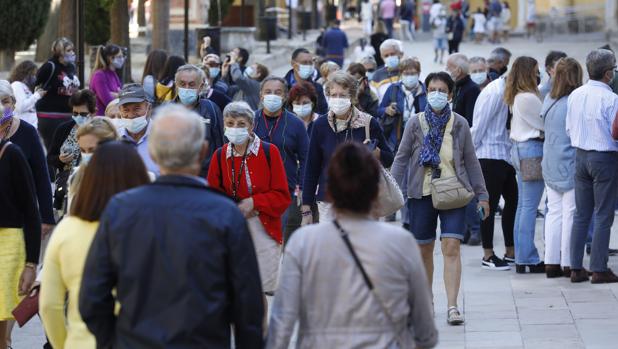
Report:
118,83,147,106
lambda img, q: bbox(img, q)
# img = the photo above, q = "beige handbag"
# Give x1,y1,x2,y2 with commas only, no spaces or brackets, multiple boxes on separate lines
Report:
364,124,405,217
418,113,474,210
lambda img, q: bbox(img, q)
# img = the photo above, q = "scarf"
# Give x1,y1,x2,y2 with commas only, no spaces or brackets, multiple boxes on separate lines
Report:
418,103,452,168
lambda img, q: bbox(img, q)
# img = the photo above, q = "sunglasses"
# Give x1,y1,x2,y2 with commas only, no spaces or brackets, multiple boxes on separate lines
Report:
72,112,90,117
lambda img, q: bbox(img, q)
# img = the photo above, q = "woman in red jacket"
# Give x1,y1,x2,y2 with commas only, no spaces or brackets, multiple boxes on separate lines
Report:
208,101,290,295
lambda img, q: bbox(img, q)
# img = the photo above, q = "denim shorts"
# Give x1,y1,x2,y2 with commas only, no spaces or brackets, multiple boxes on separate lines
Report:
407,196,466,244
434,38,447,50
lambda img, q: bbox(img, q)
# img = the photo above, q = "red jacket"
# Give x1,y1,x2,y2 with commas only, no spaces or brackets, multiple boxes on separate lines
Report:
207,139,291,244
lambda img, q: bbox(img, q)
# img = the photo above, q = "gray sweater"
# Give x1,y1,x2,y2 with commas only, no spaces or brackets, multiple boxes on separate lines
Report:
230,63,260,110
391,112,489,201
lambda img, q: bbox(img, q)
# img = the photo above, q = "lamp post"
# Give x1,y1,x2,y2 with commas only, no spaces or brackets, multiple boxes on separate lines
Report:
184,0,189,61
76,0,85,87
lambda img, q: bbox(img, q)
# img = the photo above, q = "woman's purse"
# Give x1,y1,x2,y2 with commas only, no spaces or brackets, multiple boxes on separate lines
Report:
364,124,405,217
418,113,474,210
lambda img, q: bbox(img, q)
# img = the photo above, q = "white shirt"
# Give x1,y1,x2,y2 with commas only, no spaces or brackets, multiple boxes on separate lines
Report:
11,81,41,129
471,77,512,162
353,45,376,62
360,1,373,21
565,80,618,152
473,13,487,33
510,92,543,142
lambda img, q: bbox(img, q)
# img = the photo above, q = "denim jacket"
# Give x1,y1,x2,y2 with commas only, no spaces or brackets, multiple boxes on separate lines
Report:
542,96,575,192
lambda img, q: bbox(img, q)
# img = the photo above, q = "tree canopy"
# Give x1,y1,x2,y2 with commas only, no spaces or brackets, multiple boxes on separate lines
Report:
0,0,52,51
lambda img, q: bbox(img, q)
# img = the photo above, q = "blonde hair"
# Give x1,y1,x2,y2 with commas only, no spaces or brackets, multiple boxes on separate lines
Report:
105,99,120,119
91,44,121,77
504,56,539,106
324,71,359,104
319,61,340,81
51,37,74,58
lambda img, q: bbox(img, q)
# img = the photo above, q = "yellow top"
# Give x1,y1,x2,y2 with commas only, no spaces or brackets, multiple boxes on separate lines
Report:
40,216,98,349
422,115,455,196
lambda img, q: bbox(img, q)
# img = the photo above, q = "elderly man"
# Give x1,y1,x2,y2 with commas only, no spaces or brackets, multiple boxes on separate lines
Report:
469,56,490,89
117,83,159,175
174,64,224,173
470,72,516,271
284,48,328,115
567,49,618,283
487,47,512,81
371,39,404,102
79,104,264,348
203,53,229,95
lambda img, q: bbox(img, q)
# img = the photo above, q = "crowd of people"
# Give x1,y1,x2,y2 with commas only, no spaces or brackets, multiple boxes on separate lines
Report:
0,17,618,348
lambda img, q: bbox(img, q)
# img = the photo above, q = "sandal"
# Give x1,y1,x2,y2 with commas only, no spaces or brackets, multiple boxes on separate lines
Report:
447,306,464,325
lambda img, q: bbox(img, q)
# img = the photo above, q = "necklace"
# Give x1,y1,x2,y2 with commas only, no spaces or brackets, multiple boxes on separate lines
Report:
1,118,13,140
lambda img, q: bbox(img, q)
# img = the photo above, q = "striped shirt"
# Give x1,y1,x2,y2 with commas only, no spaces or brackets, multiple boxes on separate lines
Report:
470,77,512,162
565,80,618,152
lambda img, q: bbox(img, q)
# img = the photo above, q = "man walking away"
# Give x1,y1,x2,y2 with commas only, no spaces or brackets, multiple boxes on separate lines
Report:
322,20,349,67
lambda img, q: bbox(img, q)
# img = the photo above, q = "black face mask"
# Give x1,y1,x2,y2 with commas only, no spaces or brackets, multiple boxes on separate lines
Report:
537,74,541,85
500,66,508,75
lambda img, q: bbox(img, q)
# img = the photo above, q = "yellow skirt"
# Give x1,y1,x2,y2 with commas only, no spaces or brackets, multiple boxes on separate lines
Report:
0,228,25,320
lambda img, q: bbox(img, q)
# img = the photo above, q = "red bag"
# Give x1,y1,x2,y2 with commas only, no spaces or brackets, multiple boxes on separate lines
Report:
12,286,40,327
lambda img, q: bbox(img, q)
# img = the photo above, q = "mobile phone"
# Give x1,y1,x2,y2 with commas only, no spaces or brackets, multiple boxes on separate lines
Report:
431,168,442,179
478,206,485,221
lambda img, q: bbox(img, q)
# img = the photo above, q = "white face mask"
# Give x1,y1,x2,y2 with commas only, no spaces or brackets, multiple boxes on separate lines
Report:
292,103,313,118
124,114,149,134
470,72,487,85
224,127,250,145
328,97,352,116
80,152,92,165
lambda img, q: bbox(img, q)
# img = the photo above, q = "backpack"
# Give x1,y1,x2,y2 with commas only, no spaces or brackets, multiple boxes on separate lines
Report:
381,84,404,140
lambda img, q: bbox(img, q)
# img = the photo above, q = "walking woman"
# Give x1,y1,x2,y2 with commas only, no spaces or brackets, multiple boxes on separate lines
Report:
542,57,582,278
267,143,438,349
40,141,150,349
90,44,124,115
35,37,80,150
207,101,291,295
391,72,489,325
302,71,393,222
505,56,545,273
288,81,319,130
141,49,168,103
10,60,46,129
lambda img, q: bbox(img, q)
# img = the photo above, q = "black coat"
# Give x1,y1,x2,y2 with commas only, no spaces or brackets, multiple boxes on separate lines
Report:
79,175,264,349
452,75,481,126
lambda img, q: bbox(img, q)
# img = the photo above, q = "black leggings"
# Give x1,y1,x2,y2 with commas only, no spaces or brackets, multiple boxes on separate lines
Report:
479,159,517,250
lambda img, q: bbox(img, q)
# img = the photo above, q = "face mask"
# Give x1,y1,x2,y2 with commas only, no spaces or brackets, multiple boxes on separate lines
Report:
80,152,92,166
298,64,314,80
25,75,36,88
64,53,76,64
72,115,89,126
401,74,419,89
244,66,255,79
427,91,449,111
470,72,487,85
225,127,250,145
499,66,508,75
112,57,125,69
328,97,352,115
263,94,283,113
210,67,221,78
178,88,199,105
384,56,400,69
124,114,148,134
366,71,375,80
293,103,313,118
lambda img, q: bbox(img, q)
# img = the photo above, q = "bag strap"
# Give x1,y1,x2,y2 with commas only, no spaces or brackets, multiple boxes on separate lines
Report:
541,98,561,121
43,61,55,90
0,141,11,160
333,219,404,348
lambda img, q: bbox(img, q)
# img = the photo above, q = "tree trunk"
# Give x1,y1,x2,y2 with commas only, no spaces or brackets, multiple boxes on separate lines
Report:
137,0,146,27
59,0,77,42
36,0,62,62
152,0,170,51
111,0,132,83
0,50,16,71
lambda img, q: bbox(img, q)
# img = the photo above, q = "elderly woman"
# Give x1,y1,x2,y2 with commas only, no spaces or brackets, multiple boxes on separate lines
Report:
302,71,394,222
379,58,427,151
268,142,438,349
207,101,291,295
391,71,489,325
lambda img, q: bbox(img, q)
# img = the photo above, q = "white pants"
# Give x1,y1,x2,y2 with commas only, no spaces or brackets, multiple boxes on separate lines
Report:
317,201,333,223
247,217,281,293
544,187,575,266
363,19,372,36
399,19,413,41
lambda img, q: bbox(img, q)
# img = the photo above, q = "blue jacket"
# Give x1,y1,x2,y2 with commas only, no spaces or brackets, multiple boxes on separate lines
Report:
302,112,394,204
253,109,309,193
541,96,575,192
378,82,427,148
322,27,349,66
284,69,329,115
79,175,264,349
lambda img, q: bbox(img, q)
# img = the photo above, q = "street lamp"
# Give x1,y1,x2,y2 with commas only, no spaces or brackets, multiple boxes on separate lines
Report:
76,0,85,87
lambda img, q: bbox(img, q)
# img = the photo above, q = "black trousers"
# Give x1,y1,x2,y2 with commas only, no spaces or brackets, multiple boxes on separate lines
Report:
479,159,517,250
38,116,71,152
448,39,461,54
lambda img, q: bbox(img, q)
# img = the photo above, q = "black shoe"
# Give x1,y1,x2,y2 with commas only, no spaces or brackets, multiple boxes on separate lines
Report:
586,245,591,255
516,262,545,274
482,255,511,270
503,255,515,265
609,248,618,256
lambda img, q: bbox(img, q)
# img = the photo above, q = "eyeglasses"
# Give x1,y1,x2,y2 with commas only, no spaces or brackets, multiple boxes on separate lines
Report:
72,112,89,117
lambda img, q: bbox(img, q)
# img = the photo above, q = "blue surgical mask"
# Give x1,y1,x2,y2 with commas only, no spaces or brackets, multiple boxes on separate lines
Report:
64,53,76,64
470,72,487,85
112,57,125,69
401,74,419,89
124,114,149,134
80,152,92,165
385,56,399,69
366,71,375,80
177,88,199,105
210,67,221,78
72,115,89,126
244,66,255,79
263,94,283,113
292,103,313,118
298,64,314,80
225,127,250,145
427,91,449,111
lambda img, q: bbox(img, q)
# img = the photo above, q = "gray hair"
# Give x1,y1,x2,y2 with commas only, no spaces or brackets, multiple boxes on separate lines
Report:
488,47,512,65
586,49,616,80
259,75,288,94
448,53,470,75
324,71,359,103
174,64,206,85
469,56,487,66
149,104,205,171
0,80,14,99
223,101,255,124
360,55,377,66
379,39,403,55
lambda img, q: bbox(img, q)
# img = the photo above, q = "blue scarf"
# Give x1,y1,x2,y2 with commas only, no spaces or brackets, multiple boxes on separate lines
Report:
418,103,452,168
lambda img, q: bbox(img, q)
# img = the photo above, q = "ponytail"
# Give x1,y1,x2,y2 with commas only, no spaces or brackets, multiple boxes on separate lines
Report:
91,44,121,76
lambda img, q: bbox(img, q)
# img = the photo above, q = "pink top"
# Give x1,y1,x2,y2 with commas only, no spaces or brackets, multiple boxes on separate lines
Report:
380,0,396,19
90,69,121,116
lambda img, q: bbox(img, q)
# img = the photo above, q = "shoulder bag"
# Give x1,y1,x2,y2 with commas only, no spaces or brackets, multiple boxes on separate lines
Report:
418,113,474,210
333,220,406,349
519,98,560,182
364,123,405,217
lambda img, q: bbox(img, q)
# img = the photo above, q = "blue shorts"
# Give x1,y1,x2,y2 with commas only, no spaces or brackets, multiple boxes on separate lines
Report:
434,38,447,50
406,196,466,244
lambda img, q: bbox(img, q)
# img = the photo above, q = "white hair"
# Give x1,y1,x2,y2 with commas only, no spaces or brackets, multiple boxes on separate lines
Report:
449,53,470,75
149,104,205,171
0,80,15,99
379,39,403,55
175,64,207,85
223,101,255,123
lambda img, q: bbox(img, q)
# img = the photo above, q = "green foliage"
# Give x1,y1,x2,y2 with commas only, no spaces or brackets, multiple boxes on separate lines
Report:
86,0,113,45
0,0,52,51
208,0,232,26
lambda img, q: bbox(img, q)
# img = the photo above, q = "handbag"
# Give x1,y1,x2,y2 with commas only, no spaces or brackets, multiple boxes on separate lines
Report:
418,113,474,210
333,220,407,349
364,123,405,217
12,286,40,327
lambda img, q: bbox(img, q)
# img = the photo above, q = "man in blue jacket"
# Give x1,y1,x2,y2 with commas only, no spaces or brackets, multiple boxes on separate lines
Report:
79,104,264,349
284,48,329,115
321,20,348,66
